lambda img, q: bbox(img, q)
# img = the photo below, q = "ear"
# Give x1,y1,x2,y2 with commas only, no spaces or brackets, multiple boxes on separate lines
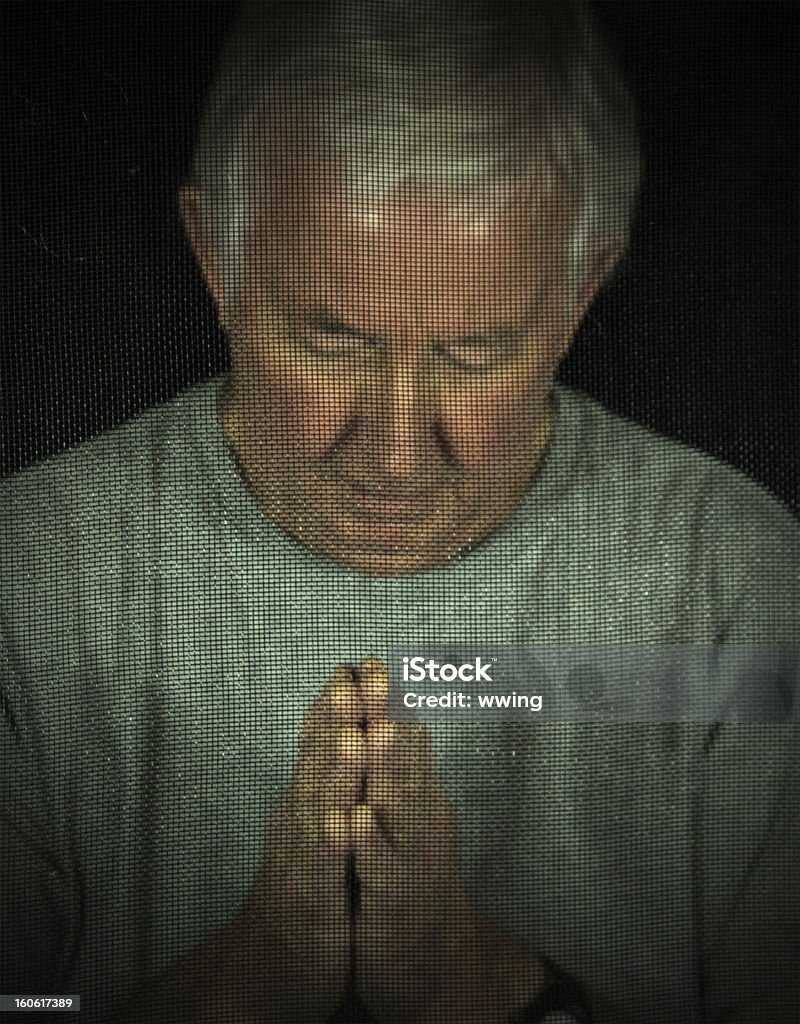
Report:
560,240,626,353
177,183,228,326
575,240,625,321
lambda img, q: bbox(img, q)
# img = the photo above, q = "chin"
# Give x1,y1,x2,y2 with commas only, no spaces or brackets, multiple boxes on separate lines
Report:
317,530,468,577
376,549,438,573
336,551,443,577
292,506,483,575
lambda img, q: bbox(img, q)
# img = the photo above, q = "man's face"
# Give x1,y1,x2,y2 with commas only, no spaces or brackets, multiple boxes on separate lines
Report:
183,132,595,576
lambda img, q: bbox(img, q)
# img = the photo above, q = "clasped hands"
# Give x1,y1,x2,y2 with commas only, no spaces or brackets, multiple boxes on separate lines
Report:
246,658,546,1024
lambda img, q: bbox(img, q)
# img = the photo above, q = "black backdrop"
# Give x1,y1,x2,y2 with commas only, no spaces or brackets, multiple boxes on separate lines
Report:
1,1,798,514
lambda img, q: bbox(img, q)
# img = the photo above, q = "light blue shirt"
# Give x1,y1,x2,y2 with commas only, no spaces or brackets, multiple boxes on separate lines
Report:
2,376,798,1022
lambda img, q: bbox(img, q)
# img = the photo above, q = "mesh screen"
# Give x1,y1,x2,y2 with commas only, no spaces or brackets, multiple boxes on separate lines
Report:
1,3,798,1023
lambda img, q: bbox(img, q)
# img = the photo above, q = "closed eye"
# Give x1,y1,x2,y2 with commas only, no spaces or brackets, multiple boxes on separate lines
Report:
301,330,369,357
297,309,517,368
439,338,514,370
298,318,381,358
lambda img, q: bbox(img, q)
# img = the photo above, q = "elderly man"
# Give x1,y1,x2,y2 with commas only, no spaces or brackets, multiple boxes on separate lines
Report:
1,2,798,1023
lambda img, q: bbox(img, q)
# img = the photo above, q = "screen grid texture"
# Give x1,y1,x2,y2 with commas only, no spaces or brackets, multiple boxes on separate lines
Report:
1,3,798,1024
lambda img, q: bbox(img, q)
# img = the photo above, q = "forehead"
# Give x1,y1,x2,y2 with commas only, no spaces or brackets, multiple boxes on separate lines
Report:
246,113,574,323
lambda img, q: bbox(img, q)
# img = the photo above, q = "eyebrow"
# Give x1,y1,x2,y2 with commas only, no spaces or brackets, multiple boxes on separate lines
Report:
300,305,521,346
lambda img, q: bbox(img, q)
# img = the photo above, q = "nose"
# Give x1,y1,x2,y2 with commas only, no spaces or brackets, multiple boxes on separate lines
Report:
364,355,443,483
384,360,427,480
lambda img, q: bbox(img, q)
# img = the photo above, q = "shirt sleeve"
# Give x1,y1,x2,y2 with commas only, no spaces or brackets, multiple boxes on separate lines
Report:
0,622,81,1002
700,722,800,1020
697,475,800,1019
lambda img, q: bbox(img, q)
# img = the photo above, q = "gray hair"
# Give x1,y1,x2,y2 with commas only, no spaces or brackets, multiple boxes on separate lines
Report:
188,0,643,319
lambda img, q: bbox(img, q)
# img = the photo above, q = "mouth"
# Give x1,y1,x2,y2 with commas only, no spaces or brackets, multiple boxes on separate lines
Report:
344,480,432,522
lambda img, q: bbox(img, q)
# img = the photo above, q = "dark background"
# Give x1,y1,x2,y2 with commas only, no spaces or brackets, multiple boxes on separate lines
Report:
1,1,797,513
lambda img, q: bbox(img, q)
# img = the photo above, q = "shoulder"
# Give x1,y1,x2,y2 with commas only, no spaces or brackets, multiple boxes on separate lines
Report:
1,377,222,535
0,375,224,609
551,384,799,641
554,383,795,529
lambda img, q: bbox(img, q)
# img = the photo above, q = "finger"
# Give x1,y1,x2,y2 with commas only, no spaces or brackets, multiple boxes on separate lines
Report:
322,807,350,851
355,784,456,902
295,665,358,798
351,803,400,898
331,666,366,729
270,687,331,856
324,725,367,813
357,657,389,724
365,718,394,775
351,803,380,846
272,669,364,886
385,720,434,799
297,665,348,753
328,669,367,813
362,721,433,845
